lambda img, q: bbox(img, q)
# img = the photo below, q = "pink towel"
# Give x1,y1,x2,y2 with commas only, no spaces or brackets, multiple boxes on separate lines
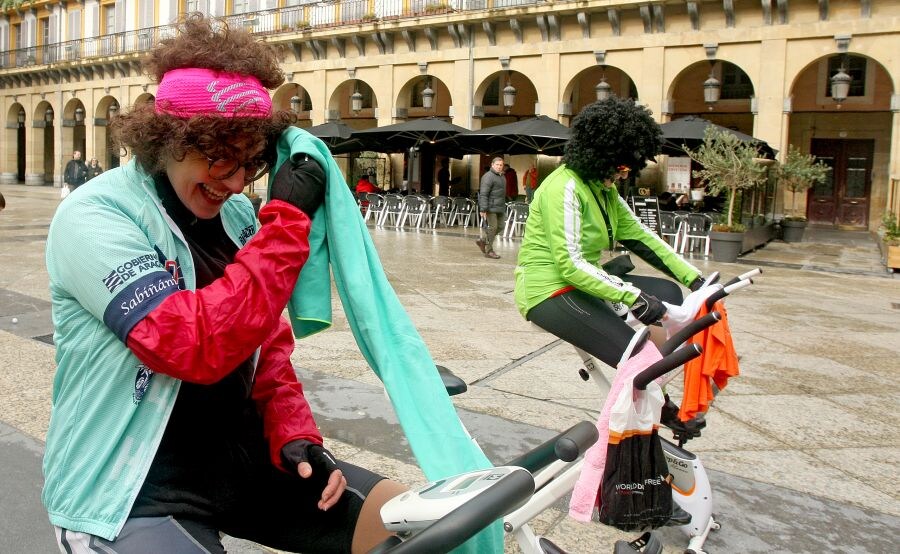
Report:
568,341,663,522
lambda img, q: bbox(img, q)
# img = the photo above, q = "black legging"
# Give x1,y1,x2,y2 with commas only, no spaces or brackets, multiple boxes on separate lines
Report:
526,275,683,368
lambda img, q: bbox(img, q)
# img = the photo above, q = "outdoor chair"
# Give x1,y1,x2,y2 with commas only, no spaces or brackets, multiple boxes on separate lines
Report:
431,195,452,228
362,193,384,224
659,211,684,251
378,194,405,227
398,195,431,229
503,202,529,238
447,197,476,227
679,213,714,257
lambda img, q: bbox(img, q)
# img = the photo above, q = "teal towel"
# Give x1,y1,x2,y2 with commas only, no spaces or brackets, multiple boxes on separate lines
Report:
270,127,503,553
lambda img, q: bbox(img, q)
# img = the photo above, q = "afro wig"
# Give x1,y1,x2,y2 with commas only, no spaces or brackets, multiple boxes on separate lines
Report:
563,97,662,183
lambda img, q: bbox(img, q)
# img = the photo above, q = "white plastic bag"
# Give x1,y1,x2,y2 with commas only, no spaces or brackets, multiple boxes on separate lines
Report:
60,185,70,199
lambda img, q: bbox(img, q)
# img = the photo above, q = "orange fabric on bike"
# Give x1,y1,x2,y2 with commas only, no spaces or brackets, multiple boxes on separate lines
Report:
678,300,739,421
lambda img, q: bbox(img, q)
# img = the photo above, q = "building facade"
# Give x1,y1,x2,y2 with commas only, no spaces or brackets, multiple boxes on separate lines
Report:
1,0,897,230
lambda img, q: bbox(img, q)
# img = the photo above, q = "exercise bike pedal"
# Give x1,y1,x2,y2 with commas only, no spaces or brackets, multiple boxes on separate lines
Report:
613,531,662,554
664,503,693,527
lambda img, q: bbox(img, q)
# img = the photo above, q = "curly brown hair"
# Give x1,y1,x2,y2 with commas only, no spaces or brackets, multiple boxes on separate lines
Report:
563,97,662,183
110,13,295,174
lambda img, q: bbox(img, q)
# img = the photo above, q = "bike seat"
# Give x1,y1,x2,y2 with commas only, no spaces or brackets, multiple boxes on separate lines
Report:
538,537,568,554
436,365,468,396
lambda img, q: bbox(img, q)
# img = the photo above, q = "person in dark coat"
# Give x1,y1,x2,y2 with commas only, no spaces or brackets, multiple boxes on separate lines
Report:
476,157,506,259
63,151,88,191
86,158,104,181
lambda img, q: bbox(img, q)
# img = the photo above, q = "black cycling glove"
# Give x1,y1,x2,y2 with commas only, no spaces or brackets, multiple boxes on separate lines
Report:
688,275,706,292
269,154,326,217
281,439,340,477
630,292,667,326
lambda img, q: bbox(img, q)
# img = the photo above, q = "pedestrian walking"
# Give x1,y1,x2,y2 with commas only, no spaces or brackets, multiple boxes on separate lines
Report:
504,163,518,201
523,164,539,203
86,158,104,181
63,151,88,192
476,157,506,259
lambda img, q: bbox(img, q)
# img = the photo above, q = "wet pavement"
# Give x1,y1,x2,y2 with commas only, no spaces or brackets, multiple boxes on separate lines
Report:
1,183,898,553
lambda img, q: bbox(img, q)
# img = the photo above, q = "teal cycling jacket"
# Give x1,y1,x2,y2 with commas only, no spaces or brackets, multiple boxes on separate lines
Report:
42,160,267,540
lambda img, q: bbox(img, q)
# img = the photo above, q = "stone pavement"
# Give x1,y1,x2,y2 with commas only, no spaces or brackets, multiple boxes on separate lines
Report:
1,183,898,553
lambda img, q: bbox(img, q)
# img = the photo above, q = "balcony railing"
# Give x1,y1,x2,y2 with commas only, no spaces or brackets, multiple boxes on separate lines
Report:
0,0,550,71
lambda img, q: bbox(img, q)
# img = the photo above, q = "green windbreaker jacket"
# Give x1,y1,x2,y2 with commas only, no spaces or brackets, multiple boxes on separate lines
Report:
514,165,701,317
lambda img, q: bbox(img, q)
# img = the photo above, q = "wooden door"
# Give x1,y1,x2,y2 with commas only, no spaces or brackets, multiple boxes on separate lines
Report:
809,139,873,228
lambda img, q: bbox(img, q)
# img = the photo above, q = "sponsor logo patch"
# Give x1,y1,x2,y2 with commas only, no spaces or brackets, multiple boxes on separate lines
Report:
102,254,162,293
238,224,255,246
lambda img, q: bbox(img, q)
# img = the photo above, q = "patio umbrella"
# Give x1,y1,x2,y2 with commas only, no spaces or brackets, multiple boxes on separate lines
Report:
659,116,777,159
439,115,571,156
305,121,363,153
351,117,470,154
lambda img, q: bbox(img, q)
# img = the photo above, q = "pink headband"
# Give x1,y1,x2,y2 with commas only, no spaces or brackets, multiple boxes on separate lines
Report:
155,68,272,118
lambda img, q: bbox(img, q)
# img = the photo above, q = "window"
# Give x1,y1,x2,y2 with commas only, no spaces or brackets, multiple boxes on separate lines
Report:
483,78,500,107
410,79,428,108
720,63,753,100
103,5,116,34
233,0,250,14
826,55,866,98
39,18,50,46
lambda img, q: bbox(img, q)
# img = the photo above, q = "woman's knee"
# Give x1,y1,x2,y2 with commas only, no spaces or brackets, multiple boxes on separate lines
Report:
351,479,407,554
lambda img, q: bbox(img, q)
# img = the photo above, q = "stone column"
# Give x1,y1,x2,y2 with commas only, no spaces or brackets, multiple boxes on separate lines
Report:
25,120,46,186
887,94,900,214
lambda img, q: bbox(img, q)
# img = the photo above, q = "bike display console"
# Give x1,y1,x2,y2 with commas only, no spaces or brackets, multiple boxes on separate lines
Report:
381,466,528,533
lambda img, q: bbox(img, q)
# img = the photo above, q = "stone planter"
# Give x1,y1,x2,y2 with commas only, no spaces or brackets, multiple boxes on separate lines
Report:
709,230,745,263
781,219,807,243
886,244,900,270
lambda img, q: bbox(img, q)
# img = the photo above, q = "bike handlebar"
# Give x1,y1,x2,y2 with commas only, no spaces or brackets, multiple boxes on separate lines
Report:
505,421,599,473
374,469,535,554
704,278,754,310
722,268,761,287
633,344,702,390
658,312,721,357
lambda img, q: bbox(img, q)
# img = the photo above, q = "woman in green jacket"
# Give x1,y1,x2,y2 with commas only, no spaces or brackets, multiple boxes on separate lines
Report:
514,98,704,367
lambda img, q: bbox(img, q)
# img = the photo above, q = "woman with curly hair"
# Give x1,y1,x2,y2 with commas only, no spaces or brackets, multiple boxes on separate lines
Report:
43,14,403,553
513,97,705,367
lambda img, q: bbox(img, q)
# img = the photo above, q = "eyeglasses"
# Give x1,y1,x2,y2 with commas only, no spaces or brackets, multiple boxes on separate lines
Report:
205,156,270,182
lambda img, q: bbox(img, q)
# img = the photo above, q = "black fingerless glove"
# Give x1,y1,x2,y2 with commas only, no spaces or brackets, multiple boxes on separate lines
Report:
688,275,706,292
281,439,340,477
630,292,667,326
269,154,326,217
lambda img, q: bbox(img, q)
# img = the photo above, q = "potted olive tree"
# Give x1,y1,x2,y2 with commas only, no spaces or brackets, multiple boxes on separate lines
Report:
686,127,767,262
880,211,900,271
776,145,828,242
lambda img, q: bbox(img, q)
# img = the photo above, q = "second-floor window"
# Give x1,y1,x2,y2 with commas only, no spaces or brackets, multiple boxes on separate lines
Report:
40,18,50,46
826,55,867,98
720,63,753,100
234,0,251,14
103,5,116,34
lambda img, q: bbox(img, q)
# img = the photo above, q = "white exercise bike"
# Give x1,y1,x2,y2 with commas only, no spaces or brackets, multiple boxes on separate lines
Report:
370,270,760,554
